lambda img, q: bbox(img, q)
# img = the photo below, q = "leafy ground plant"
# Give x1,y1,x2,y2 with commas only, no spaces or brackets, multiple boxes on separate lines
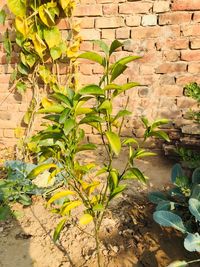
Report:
29,40,169,267
149,163,200,266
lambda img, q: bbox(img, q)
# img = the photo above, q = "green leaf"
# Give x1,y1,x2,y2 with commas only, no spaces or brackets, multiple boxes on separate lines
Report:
110,63,127,82
153,211,187,233
63,118,75,136
171,164,184,184
192,167,200,184
79,213,93,225
184,233,200,252
79,115,103,124
38,105,65,114
141,116,149,128
148,192,168,204
104,84,121,91
115,55,141,66
7,0,26,17
16,81,27,94
44,27,61,49
52,93,72,108
109,40,123,56
59,108,70,124
110,184,126,199
0,9,6,25
78,52,105,66
53,218,67,242
156,201,176,211
18,62,29,75
122,137,138,146
122,168,146,183
3,30,12,63
27,163,57,179
105,131,121,156
48,190,75,205
50,46,62,60
151,118,170,129
76,143,97,152
0,206,11,221
111,56,141,82
93,204,104,212
93,40,109,55
98,100,112,113
79,85,104,96
121,82,140,91
149,130,170,142
189,198,200,221
191,184,200,200
167,261,188,267
113,110,132,121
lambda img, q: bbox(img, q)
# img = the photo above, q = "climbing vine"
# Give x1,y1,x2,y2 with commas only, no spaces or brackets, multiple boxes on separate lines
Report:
0,0,81,160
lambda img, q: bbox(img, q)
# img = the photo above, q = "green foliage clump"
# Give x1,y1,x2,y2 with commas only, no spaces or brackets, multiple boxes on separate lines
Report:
149,164,200,266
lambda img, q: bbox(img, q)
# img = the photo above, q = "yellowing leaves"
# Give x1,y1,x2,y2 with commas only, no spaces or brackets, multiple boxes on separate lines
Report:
60,0,76,16
48,190,76,205
32,33,46,58
43,27,62,49
79,214,93,225
7,0,27,17
15,17,28,36
39,2,59,27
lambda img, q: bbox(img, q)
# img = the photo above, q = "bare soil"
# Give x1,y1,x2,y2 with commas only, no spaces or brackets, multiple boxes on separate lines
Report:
0,154,199,267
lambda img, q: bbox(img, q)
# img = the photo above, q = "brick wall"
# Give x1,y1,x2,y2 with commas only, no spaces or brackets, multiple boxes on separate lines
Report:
0,0,200,147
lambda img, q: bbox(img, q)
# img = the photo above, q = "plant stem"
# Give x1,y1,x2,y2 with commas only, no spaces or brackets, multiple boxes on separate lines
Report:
187,258,200,265
94,219,101,267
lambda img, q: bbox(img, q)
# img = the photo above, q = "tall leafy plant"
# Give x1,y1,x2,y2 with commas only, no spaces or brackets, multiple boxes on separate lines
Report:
29,40,169,266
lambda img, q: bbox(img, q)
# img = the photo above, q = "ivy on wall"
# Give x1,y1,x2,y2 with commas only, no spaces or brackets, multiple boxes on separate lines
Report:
0,0,81,159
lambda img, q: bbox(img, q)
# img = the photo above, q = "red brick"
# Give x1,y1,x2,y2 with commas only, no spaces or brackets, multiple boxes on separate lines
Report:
181,50,200,61
159,13,191,25
119,2,152,14
182,24,200,37
79,64,93,75
80,41,93,51
79,17,95,29
75,4,102,16
163,51,180,62
157,39,188,50
103,4,118,15
131,26,180,40
95,17,124,28
176,75,200,86
140,65,155,75
126,15,141,27
57,19,70,30
172,0,200,11
188,63,200,73
156,63,187,74
193,12,200,22
190,39,200,49
3,129,15,138
80,29,100,40
153,1,170,13
155,85,183,97
116,28,130,39
102,29,115,39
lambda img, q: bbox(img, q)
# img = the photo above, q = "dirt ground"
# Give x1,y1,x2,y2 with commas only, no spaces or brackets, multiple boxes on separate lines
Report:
0,153,199,267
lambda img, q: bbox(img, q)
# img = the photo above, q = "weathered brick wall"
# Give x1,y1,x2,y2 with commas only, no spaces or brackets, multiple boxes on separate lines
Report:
0,0,200,147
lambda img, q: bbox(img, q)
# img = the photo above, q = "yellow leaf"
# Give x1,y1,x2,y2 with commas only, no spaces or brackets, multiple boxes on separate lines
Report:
59,0,71,10
39,5,55,27
32,33,46,58
61,200,82,215
41,97,54,108
48,190,76,205
14,127,24,138
15,17,28,36
79,214,93,225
